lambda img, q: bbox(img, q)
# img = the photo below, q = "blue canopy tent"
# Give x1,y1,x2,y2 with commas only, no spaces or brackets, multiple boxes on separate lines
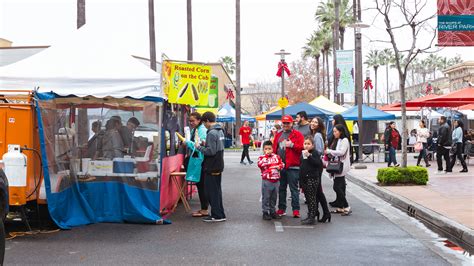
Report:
217,103,256,122
265,102,334,120
341,104,395,120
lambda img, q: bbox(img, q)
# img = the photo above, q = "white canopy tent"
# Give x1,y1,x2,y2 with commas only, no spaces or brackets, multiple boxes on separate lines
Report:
0,25,163,100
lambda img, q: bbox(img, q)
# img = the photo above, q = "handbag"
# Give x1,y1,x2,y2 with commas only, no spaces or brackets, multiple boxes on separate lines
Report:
414,142,423,152
185,147,204,182
326,159,343,175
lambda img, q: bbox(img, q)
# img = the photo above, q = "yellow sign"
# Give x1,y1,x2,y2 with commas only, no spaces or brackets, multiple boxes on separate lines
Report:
278,97,289,108
162,61,212,106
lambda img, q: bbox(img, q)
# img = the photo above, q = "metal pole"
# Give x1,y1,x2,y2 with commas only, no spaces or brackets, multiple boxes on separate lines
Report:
148,0,157,71
333,0,340,104
281,64,285,116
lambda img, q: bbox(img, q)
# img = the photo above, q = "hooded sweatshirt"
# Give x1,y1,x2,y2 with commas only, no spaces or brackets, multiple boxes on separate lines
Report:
197,123,225,174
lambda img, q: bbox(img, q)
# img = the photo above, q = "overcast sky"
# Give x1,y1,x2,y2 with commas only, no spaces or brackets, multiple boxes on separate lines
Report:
1,0,473,99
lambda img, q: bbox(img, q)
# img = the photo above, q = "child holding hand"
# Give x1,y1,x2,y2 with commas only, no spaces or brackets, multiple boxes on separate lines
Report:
257,140,284,220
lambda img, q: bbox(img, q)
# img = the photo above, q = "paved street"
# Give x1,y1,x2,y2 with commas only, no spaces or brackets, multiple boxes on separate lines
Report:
4,151,470,265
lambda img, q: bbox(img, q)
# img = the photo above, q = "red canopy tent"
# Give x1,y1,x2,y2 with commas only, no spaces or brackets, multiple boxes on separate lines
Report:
379,103,421,111
458,103,474,110
405,87,474,107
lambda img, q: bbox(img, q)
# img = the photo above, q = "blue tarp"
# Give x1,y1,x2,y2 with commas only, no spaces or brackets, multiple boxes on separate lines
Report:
217,103,256,122
341,104,395,120
265,102,334,120
35,94,165,229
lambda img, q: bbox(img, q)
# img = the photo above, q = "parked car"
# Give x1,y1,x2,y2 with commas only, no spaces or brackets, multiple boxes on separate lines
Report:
0,168,8,264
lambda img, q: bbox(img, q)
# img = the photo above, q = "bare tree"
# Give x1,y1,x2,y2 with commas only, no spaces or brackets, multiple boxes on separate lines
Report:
246,81,280,114
374,0,437,167
286,59,319,104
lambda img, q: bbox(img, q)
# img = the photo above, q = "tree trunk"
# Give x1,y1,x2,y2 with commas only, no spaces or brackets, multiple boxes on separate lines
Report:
322,52,326,97
374,67,378,108
399,75,408,167
316,56,321,96
235,0,242,147
77,0,85,29
386,64,389,104
187,0,193,61
339,28,345,50
77,0,88,145
326,52,331,99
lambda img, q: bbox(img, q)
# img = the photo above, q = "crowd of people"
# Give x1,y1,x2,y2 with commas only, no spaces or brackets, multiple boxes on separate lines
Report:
382,116,470,173
183,110,471,225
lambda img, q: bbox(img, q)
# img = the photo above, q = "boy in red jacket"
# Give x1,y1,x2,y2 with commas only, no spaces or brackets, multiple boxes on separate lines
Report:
272,115,304,218
258,140,284,220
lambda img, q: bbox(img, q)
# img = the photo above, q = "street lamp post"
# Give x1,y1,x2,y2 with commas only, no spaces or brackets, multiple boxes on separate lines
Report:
275,49,291,116
366,69,370,106
348,20,369,164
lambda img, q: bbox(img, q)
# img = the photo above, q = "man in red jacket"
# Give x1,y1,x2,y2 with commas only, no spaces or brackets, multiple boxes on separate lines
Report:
272,115,304,218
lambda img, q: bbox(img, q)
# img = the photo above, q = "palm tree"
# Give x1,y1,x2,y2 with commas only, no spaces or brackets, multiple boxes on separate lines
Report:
364,50,382,107
317,26,333,98
187,0,193,60
315,0,354,49
235,0,242,146
426,54,442,80
448,55,462,66
303,33,322,96
219,56,236,75
380,48,394,104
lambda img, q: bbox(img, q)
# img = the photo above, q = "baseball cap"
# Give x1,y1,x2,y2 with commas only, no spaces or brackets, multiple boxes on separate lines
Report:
281,115,293,123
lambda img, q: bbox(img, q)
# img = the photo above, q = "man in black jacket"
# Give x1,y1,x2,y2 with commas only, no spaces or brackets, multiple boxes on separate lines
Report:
436,116,452,173
196,112,226,222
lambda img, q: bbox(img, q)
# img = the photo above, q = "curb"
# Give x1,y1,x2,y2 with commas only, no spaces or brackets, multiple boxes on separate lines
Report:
346,172,474,254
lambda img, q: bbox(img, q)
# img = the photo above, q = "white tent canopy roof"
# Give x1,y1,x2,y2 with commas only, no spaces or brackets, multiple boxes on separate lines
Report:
0,25,163,100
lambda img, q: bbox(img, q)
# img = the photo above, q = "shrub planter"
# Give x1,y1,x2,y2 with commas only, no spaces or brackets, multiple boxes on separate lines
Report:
377,166,428,185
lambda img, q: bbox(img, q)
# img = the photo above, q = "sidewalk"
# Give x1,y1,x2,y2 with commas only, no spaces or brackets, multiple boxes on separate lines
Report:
346,153,474,251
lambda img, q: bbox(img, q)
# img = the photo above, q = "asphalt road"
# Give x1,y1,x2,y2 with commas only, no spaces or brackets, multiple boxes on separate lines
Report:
4,151,467,265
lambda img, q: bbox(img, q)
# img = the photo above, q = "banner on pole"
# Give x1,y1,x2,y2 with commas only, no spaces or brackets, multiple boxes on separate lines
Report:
437,0,474,46
336,50,355,94
162,61,212,105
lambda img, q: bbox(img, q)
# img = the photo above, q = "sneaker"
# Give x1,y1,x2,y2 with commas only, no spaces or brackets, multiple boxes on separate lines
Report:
394,164,400,167
460,169,468,173
240,161,247,165
262,212,271,220
270,212,281,219
276,209,286,216
203,216,226,223
293,210,301,218
249,161,254,165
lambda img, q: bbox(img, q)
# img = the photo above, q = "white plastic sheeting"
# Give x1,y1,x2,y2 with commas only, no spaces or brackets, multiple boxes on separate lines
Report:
0,25,163,100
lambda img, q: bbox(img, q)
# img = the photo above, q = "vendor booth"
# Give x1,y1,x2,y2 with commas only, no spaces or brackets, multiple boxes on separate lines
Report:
0,27,168,228
265,102,334,120
309,96,347,114
217,103,256,122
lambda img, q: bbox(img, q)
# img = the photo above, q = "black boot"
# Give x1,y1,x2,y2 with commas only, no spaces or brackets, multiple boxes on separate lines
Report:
301,217,316,225
318,213,331,223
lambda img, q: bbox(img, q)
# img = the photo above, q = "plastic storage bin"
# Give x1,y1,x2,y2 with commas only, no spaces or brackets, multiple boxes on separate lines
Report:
113,157,135,174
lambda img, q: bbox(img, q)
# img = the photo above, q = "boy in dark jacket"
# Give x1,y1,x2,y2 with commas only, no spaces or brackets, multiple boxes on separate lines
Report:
195,112,226,222
258,141,284,220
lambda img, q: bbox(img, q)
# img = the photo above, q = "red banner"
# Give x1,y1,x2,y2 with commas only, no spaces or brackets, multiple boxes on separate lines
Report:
437,0,474,46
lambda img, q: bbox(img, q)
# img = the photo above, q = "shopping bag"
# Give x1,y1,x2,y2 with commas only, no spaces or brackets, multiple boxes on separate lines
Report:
186,147,204,182
414,142,423,152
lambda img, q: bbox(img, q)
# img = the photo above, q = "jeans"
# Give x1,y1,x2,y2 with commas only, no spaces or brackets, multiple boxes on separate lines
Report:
262,180,279,214
416,142,430,166
241,144,251,163
436,146,451,172
449,143,467,171
204,173,226,219
333,176,349,208
388,146,397,166
278,169,300,211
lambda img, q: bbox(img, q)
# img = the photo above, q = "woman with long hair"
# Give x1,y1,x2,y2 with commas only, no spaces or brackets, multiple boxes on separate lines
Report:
328,114,353,161
450,120,468,173
187,112,210,217
326,124,352,216
416,120,431,167
310,117,326,154
308,117,331,223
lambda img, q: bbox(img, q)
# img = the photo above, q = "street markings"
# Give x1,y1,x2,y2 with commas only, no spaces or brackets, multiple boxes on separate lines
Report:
274,221,315,232
274,222,284,232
